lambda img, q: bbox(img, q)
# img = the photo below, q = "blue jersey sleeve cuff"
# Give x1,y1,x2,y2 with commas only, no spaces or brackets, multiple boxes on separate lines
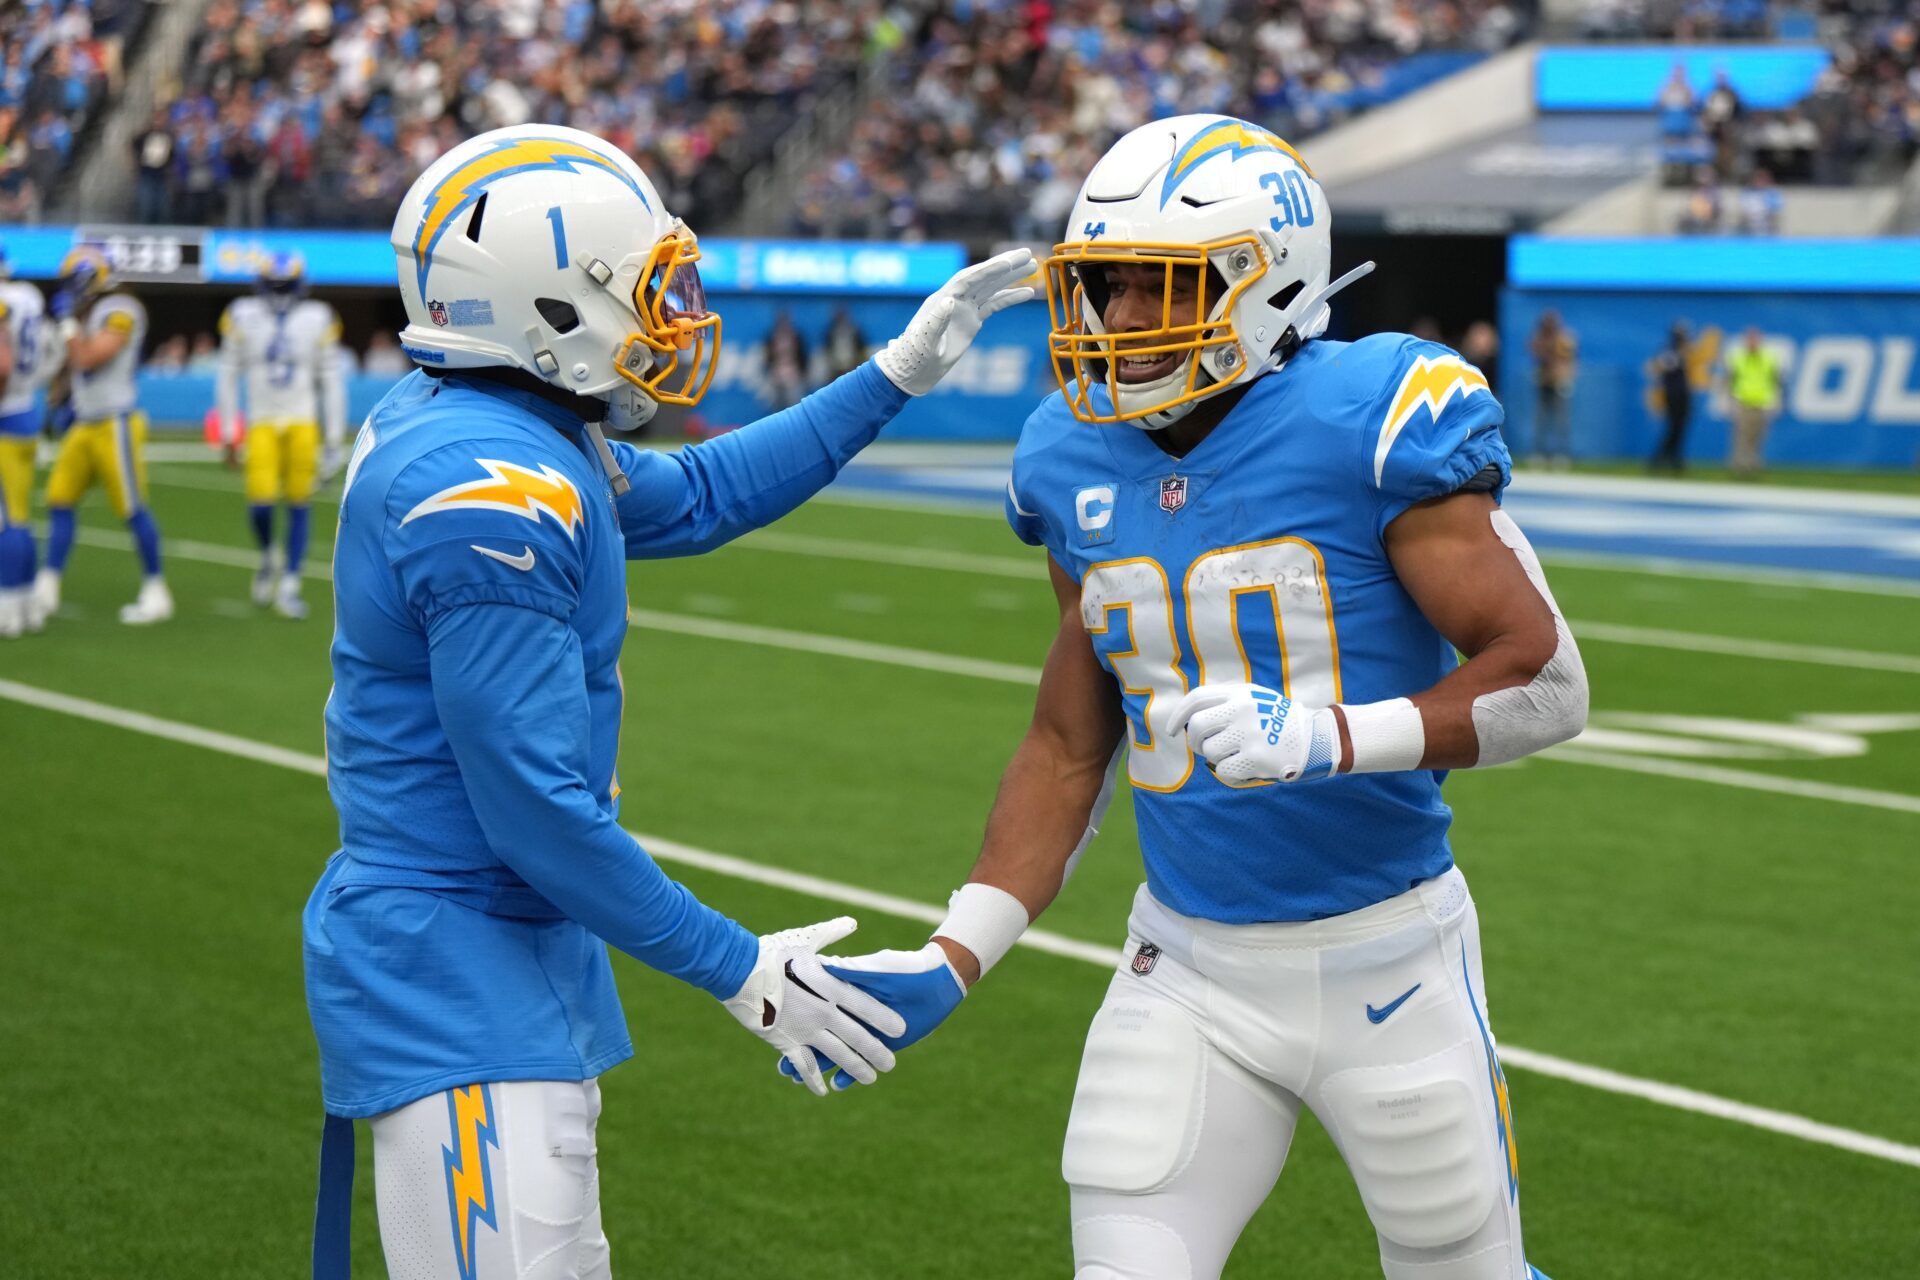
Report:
1374,429,1512,538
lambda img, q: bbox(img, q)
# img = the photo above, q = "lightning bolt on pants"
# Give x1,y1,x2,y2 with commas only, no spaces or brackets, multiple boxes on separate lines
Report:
371,1079,610,1280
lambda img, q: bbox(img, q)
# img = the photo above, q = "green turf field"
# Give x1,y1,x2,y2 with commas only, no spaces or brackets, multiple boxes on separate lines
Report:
3,457,1918,1278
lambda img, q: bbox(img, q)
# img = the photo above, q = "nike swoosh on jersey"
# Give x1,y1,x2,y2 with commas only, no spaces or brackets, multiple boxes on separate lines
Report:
471,544,536,572
1365,983,1421,1024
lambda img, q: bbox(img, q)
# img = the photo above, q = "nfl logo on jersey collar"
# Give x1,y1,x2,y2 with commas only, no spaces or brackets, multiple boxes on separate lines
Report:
1159,474,1188,514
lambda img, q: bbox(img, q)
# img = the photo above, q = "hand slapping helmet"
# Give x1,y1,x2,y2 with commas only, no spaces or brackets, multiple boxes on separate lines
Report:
391,124,722,487
1044,113,1374,431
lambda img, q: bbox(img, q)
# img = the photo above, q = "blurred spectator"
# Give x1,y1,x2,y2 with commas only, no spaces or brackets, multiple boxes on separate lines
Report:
1459,319,1499,391
186,332,220,375
363,331,411,378
1647,322,1693,473
0,0,138,212
1529,311,1577,469
798,0,1527,245
147,334,189,373
761,311,810,410
1734,168,1782,234
132,108,172,223
822,307,869,382
1725,326,1781,479
147,0,877,229
1411,316,1444,343
1678,170,1722,234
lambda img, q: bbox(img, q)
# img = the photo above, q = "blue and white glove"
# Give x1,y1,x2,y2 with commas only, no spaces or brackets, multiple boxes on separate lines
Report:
780,942,966,1091
722,916,907,1097
1159,682,1340,783
872,248,1036,395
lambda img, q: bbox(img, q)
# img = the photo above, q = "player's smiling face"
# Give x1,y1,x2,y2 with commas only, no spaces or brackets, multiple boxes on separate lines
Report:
1101,262,1198,384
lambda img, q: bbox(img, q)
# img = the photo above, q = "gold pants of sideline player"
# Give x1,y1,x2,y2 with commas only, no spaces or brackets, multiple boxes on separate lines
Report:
246,419,321,504
46,413,150,518
0,435,36,527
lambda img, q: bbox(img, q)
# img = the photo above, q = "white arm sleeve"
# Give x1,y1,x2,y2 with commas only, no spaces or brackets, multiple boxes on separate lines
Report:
215,310,242,435
1059,742,1123,887
1470,510,1589,766
319,313,348,450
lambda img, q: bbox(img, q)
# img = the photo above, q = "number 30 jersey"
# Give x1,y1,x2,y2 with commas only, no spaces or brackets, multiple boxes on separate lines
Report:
1007,333,1508,924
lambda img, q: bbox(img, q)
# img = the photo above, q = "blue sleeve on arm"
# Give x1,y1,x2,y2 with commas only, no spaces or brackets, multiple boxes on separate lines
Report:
425,600,758,999
614,359,908,559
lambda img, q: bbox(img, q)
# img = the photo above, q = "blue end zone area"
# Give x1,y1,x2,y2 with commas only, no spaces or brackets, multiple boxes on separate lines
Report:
829,456,1920,586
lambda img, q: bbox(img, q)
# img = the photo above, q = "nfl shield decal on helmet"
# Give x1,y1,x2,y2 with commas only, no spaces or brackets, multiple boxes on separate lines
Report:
1131,941,1161,975
427,298,450,326
1159,474,1188,514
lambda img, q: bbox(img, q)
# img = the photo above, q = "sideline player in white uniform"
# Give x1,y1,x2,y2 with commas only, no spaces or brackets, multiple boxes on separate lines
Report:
34,247,172,624
0,244,55,636
304,124,1036,1279
812,117,1585,1279
216,251,347,618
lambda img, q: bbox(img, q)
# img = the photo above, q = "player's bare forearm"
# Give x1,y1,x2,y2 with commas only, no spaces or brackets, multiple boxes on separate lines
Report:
66,329,128,373
1375,491,1575,770
934,557,1123,985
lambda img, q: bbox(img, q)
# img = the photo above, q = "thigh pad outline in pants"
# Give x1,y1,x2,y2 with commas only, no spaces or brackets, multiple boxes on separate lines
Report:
371,1078,610,1280
1064,985,1297,1280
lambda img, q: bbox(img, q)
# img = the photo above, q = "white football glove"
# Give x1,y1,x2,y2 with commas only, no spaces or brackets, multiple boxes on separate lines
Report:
721,916,907,1096
873,248,1037,395
1158,683,1340,784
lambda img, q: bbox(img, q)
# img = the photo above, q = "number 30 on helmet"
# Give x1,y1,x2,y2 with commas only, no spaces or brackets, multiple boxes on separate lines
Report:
1045,114,1368,432
390,123,719,431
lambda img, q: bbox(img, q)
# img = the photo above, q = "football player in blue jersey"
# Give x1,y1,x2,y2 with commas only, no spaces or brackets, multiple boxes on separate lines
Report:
813,116,1586,1279
303,123,1034,1279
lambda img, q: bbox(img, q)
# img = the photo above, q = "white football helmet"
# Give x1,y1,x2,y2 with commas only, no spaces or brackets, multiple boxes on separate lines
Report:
391,123,719,435
1045,114,1366,430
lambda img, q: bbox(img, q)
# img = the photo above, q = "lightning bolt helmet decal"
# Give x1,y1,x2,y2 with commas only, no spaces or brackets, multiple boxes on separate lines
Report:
411,135,651,297
1159,117,1314,208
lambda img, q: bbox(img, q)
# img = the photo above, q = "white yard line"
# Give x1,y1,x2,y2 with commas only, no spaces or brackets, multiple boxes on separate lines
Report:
626,608,1042,685
1567,622,1920,675
2,673,1917,1171
1544,746,1920,816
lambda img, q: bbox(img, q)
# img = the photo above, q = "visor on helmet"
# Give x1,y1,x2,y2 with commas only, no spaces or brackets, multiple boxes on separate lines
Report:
614,222,720,407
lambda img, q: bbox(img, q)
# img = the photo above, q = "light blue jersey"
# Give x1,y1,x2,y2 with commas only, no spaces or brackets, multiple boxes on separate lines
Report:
1007,334,1506,924
305,361,907,1118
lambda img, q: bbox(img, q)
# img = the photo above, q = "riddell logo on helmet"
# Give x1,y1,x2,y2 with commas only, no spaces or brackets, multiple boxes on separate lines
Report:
427,299,450,326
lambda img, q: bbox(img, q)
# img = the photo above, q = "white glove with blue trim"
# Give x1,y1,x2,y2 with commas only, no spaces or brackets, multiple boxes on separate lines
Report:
873,248,1037,395
1159,683,1341,784
722,916,907,1096
778,941,967,1091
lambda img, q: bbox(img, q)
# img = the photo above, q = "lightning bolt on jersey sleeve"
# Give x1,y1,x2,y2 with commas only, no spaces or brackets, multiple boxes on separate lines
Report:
1364,337,1508,537
424,600,757,997
611,358,908,558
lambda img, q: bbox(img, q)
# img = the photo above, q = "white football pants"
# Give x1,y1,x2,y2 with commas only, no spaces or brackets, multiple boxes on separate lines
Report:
1065,868,1533,1280
371,1078,611,1280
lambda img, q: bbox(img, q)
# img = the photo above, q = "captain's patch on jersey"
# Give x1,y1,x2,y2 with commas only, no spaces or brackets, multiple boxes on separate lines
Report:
1373,355,1490,487
401,458,584,536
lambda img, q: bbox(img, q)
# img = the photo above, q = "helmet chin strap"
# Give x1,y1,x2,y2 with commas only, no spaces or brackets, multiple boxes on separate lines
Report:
1127,260,1378,432
584,421,631,496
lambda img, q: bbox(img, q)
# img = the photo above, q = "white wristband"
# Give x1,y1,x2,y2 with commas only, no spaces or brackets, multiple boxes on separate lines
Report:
1339,697,1426,774
933,882,1029,979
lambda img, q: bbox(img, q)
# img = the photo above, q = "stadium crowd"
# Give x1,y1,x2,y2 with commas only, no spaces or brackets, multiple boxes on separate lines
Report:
789,0,1528,244
1,0,145,222
134,0,877,229
1654,0,1920,232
